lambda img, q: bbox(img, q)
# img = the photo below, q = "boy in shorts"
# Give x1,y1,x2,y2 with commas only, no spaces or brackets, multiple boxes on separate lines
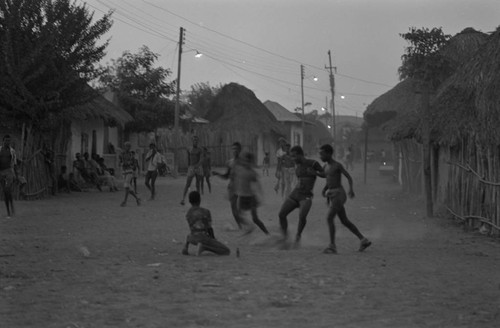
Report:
319,144,371,254
233,152,269,235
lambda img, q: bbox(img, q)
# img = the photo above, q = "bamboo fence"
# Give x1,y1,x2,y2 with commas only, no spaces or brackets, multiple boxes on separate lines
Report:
396,139,423,194
155,127,257,171
9,123,71,200
442,137,500,235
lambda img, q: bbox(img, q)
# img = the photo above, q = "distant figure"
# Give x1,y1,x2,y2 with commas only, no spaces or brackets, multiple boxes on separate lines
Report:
119,142,141,207
380,149,387,164
200,147,212,194
319,144,371,254
279,143,296,198
0,135,18,218
274,138,287,193
130,151,140,194
233,152,269,235
344,145,354,171
107,142,116,154
180,136,203,205
144,143,162,200
181,191,231,256
262,152,270,176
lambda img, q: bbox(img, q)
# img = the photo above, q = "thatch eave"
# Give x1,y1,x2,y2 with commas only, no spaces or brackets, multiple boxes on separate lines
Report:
67,90,133,127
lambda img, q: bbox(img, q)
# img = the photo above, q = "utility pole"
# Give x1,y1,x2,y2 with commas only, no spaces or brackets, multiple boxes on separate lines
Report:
300,64,305,147
174,27,185,174
326,50,336,144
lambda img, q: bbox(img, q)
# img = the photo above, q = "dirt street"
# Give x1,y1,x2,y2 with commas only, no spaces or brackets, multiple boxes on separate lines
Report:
1,162,500,328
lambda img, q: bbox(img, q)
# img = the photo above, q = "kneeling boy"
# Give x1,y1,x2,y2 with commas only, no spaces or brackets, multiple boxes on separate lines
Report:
182,191,231,256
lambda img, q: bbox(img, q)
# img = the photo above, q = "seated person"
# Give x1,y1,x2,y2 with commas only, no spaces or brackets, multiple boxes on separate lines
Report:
182,191,231,256
72,153,86,184
95,155,119,192
57,165,71,193
81,152,102,191
68,172,83,192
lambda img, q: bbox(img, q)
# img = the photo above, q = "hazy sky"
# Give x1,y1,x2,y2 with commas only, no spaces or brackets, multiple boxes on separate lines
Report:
82,0,500,117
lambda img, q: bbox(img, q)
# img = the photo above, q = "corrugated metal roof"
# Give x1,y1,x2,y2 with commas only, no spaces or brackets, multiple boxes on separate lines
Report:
264,100,302,122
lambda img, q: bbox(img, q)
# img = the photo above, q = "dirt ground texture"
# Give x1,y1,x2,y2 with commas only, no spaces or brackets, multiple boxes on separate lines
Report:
1,162,500,328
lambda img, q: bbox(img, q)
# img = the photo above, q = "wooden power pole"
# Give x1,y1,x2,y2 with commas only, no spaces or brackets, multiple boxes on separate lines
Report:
173,27,185,174
326,50,336,144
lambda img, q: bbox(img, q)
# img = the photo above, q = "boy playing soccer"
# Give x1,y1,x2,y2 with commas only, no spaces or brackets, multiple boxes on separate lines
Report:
182,191,231,256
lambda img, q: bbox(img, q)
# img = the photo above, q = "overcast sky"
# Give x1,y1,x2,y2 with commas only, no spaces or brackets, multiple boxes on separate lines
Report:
82,0,500,117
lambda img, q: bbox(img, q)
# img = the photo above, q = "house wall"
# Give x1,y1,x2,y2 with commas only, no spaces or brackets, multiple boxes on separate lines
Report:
67,119,123,171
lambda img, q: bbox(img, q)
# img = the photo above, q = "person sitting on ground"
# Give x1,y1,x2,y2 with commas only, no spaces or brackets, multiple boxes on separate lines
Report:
95,155,119,192
79,152,102,191
181,190,231,256
72,153,86,185
68,172,83,192
57,165,71,193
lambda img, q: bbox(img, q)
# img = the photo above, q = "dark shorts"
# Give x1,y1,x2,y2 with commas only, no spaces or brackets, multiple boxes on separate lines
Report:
326,188,347,208
288,189,313,205
237,195,259,211
0,168,15,189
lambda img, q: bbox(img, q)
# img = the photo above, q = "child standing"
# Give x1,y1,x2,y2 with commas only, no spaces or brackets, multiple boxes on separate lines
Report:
200,147,212,194
182,191,231,256
131,150,140,194
262,152,270,176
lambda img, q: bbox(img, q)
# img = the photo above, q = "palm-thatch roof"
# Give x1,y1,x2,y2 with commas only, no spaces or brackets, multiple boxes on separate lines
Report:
364,27,489,142
64,88,133,127
434,26,500,144
364,78,421,140
440,27,488,69
205,83,284,135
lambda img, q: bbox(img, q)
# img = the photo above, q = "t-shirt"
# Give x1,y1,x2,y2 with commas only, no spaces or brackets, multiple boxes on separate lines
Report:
146,151,162,171
186,206,212,234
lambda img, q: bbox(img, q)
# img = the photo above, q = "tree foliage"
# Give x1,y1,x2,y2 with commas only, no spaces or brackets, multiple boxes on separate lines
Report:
398,27,452,88
186,82,221,118
0,0,112,128
98,46,176,132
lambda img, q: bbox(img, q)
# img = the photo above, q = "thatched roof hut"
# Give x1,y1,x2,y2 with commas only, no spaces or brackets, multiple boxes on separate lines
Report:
364,27,488,142
197,83,285,165
434,26,499,144
205,82,284,136
64,88,133,127
364,78,421,141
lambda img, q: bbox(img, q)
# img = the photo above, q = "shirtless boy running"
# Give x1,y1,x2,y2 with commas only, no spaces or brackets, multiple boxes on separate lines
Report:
319,144,371,254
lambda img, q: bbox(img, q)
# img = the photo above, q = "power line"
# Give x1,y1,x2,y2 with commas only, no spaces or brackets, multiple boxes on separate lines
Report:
141,0,395,89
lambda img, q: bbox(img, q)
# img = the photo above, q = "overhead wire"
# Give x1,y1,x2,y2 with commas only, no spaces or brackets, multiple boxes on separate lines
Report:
84,0,390,115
